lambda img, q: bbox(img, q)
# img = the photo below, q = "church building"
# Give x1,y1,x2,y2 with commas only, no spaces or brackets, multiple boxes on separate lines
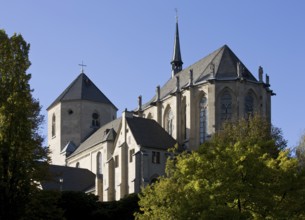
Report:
47,19,274,201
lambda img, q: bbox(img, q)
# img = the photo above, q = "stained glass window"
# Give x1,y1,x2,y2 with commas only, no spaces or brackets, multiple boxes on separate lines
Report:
245,92,254,118
221,91,232,121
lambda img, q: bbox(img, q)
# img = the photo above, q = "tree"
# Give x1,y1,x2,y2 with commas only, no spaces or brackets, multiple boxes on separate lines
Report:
135,115,305,220
0,30,49,220
296,132,305,168
58,191,100,220
23,190,65,220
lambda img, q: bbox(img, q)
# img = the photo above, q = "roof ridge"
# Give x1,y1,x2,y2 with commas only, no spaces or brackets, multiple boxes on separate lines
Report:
194,45,227,82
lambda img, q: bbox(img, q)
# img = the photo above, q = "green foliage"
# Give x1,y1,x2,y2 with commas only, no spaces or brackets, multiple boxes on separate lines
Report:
59,191,100,220
23,190,65,220
0,30,49,220
135,115,305,220
296,132,305,167
94,193,140,219
21,190,139,220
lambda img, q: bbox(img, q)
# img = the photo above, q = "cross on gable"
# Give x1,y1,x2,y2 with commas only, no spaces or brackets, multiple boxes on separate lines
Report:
79,61,87,73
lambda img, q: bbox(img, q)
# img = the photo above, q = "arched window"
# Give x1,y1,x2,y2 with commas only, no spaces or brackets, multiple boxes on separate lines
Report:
245,91,254,118
92,112,100,128
52,114,56,137
220,91,232,122
199,97,208,144
165,108,174,136
96,152,102,176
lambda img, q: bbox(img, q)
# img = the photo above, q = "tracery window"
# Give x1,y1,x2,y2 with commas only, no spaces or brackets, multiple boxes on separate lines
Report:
165,108,174,136
92,112,100,127
220,91,232,122
245,91,254,118
199,97,208,144
52,114,56,137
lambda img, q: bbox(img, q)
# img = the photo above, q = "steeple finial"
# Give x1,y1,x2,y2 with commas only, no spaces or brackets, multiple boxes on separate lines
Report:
171,9,183,78
79,61,87,74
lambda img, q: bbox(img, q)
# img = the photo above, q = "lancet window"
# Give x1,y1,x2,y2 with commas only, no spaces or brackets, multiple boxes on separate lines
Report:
97,152,102,176
165,108,174,136
199,97,208,144
52,114,56,137
245,91,255,118
220,91,232,122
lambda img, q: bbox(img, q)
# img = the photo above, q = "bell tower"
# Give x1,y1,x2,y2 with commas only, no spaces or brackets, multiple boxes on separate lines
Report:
47,69,117,165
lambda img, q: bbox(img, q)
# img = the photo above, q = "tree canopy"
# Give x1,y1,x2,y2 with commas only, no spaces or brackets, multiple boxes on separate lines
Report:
135,116,305,220
0,30,49,220
296,132,305,168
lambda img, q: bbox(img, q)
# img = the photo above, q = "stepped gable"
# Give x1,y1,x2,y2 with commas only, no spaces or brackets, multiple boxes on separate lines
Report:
47,73,117,110
126,117,177,150
143,45,258,109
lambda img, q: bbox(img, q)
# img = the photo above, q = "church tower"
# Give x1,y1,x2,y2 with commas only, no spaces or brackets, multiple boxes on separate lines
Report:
47,70,117,165
140,18,274,150
171,17,183,77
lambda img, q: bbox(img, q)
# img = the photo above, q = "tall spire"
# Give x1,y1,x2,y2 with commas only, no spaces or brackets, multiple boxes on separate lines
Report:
171,11,183,78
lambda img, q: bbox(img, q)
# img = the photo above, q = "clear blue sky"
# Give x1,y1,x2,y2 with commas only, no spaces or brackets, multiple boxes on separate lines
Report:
1,1,304,148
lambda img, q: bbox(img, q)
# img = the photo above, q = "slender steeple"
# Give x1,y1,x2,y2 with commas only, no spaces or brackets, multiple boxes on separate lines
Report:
171,13,183,78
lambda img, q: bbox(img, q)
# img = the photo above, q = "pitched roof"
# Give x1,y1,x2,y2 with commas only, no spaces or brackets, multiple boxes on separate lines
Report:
126,117,177,150
143,45,258,109
47,73,117,110
61,141,77,157
68,118,122,158
41,165,95,192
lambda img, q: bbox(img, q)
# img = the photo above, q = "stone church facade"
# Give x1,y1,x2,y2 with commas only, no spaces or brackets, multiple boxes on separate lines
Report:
47,20,274,201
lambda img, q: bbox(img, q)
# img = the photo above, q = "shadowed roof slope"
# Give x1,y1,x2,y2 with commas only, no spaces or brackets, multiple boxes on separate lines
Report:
126,117,177,150
41,165,95,192
47,73,117,110
142,45,258,109
68,118,122,158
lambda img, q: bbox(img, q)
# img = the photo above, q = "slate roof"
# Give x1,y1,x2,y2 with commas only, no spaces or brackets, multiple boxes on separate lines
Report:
47,73,117,110
41,164,95,192
68,118,122,158
142,45,258,109
126,117,177,150
171,21,183,65
61,141,77,157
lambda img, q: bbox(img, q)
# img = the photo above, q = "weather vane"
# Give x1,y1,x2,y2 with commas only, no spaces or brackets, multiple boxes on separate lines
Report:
79,61,87,73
